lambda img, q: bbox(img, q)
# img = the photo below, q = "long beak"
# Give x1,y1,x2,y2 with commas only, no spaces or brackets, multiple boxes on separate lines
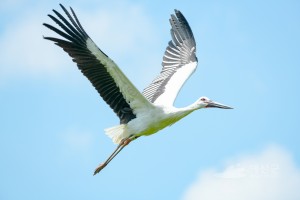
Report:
206,101,233,109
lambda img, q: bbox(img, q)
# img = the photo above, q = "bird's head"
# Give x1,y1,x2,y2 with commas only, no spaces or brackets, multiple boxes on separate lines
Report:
195,96,233,109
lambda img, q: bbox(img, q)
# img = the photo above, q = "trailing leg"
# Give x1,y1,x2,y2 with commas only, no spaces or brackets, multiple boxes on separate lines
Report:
93,135,139,175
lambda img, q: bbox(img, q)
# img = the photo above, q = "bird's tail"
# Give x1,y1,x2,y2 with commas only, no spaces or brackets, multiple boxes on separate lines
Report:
104,124,127,144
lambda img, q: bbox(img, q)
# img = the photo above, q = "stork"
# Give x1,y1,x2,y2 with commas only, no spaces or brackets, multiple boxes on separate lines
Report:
43,4,233,175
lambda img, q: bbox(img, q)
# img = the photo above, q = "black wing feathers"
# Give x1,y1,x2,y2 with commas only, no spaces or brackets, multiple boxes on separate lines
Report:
43,4,135,124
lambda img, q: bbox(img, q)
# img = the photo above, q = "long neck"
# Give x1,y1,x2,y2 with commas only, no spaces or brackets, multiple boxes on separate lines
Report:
183,99,203,110
162,100,201,127
172,99,202,117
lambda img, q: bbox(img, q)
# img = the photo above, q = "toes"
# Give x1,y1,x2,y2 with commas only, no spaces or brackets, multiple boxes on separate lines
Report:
93,163,106,175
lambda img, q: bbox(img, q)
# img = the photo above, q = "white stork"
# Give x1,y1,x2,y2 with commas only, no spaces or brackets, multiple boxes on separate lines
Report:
43,4,232,175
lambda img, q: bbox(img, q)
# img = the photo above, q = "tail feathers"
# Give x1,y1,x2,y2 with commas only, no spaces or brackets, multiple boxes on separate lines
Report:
104,124,127,144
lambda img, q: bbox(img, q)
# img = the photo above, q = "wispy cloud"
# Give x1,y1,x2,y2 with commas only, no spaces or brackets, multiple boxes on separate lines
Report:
0,2,159,87
58,128,95,158
0,0,25,12
0,6,75,83
183,145,300,200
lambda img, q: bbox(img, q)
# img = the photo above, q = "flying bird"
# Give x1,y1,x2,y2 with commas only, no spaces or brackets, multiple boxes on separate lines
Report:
43,4,233,175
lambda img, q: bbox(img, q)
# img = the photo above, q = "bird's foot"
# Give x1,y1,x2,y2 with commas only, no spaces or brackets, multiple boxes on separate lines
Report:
93,136,138,176
94,163,107,175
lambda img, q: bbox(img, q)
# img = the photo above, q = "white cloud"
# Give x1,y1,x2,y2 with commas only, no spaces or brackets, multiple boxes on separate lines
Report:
79,3,156,56
0,2,159,86
0,0,25,11
183,145,300,200
0,9,70,82
56,128,96,165
59,128,94,155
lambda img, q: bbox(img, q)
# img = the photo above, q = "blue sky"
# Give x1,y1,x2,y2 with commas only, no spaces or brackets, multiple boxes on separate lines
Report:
1,0,300,199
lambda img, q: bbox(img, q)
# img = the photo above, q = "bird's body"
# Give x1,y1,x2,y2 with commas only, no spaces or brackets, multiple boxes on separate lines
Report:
44,4,232,175
107,104,194,143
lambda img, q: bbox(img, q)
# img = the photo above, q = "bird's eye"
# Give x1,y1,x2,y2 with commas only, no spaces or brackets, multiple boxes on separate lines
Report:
201,98,206,101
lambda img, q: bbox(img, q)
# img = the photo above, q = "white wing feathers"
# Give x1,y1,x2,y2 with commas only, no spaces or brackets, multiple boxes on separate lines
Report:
86,39,153,113
142,9,198,106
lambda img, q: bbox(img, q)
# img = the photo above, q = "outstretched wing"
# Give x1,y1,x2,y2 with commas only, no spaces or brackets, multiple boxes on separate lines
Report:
142,10,198,106
43,4,153,124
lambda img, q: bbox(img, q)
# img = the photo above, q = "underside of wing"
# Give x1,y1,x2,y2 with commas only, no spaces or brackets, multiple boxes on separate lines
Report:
142,10,198,106
44,4,152,124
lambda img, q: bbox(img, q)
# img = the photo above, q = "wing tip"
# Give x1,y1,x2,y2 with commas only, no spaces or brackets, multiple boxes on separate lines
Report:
174,9,181,15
